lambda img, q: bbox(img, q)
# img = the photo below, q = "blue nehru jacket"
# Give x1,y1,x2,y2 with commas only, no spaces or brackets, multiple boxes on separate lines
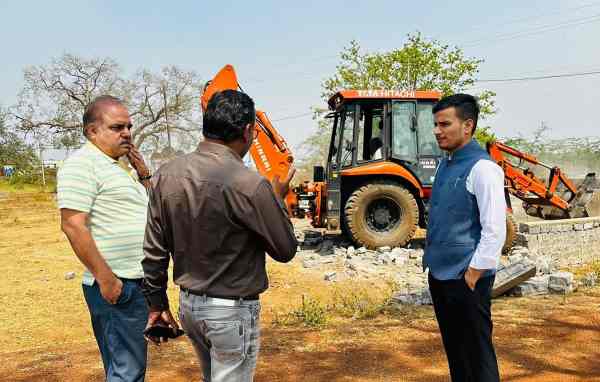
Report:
423,139,495,280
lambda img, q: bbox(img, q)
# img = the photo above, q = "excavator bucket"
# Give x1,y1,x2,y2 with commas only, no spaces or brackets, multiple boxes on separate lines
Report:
570,173,600,218
523,173,600,220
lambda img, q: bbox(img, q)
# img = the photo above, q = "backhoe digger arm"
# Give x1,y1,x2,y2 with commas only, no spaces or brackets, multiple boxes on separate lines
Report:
200,65,297,212
487,141,579,212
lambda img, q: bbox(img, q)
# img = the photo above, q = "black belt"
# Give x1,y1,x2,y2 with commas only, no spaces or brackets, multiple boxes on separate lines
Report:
119,277,143,285
181,287,259,301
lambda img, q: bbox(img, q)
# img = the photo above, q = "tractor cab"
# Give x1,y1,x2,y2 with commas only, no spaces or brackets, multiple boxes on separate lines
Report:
326,90,443,185
320,90,444,247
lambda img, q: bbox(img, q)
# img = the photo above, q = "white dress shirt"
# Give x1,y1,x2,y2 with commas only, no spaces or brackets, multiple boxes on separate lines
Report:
465,160,507,270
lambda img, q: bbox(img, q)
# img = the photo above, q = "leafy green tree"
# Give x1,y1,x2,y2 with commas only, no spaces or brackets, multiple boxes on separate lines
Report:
299,33,496,168
0,108,38,171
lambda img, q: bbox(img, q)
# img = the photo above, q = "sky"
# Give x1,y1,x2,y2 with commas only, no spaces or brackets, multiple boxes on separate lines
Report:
1,0,600,156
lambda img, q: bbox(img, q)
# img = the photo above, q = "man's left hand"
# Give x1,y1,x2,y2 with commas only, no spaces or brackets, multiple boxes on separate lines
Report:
127,144,150,179
464,267,485,291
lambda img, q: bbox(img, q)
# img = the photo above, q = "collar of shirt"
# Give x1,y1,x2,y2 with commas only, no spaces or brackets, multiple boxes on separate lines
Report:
196,141,243,163
447,139,478,161
85,141,137,180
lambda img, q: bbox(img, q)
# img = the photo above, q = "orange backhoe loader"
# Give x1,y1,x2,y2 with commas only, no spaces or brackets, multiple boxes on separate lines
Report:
200,64,600,251
488,141,600,220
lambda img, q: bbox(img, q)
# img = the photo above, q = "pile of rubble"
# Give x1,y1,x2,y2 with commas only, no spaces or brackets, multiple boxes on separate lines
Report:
501,246,597,296
295,229,597,306
297,229,428,290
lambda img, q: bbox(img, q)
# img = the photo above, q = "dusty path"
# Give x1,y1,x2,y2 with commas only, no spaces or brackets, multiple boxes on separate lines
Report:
2,192,600,381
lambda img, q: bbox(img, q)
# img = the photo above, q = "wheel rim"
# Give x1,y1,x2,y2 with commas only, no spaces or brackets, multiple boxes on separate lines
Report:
365,197,402,233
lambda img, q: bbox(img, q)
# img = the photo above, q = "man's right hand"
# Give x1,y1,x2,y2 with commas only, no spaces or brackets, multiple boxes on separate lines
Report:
145,309,180,345
97,275,123,304
271,167,296,200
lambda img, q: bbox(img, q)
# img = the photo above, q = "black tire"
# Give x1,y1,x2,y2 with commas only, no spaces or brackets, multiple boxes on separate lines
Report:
503,212,518,254
344,182,419,249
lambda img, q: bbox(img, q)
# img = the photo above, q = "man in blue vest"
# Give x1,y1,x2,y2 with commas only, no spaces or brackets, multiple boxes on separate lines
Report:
423,94,506,381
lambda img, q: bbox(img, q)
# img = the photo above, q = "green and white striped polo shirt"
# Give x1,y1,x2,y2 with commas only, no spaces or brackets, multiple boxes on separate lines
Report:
57,142,149,285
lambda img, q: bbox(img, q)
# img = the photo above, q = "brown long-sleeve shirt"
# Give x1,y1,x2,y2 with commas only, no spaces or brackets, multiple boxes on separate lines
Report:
141,141,297,310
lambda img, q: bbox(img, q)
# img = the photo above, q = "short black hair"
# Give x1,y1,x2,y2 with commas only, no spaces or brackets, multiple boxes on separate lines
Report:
432,93,480,134
82,95,124,137
202,90,255,142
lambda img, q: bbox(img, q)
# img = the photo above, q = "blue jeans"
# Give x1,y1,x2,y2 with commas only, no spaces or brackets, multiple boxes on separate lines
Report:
179,291,261,382
83,279,148,382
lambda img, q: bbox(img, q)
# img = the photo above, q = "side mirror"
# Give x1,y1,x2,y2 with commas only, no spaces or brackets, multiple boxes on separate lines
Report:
313,166,325,182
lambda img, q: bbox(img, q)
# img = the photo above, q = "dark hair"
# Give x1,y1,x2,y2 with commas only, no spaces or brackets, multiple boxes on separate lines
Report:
82,95,124,137
203,90,255,142
432,93,480,134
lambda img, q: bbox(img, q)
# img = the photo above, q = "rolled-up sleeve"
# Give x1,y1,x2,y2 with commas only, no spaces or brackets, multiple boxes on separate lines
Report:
238,180,298,263
141,175,171,310
468,160,507,270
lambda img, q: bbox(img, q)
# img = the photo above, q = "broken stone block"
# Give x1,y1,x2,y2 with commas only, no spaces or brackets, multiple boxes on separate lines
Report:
357,246,368,254
536,256,554,275
346,246,355,256
583,222,594,230
508,254,523,264
391,254,408,266
377,246,391,253
391,289,432,306
302,259,320,269
492,260,537,298
549,272,575,294
324,271,337,281
377,253,392,265
510,275,550,296
333,247,347,257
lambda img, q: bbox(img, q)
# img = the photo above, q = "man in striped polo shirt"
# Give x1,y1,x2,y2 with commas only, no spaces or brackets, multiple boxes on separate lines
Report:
58,96,175,381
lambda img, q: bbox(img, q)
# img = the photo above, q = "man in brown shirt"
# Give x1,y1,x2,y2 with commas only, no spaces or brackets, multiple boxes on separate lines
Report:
141,89,297,381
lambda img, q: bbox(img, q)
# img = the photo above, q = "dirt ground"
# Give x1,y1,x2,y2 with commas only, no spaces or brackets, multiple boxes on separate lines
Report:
1,191,600,382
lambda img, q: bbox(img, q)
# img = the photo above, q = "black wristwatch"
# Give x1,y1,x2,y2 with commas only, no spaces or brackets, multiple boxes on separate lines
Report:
139,174,152,181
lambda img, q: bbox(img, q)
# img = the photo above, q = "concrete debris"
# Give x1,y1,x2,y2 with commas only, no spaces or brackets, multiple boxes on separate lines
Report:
346,246,356,257
392,289,432,306
549,272,576,294
320,256,336,264
507,254,523,264
377,246,391,253
377,253,392,265
357,246,368,254
510,276,550,297
580,272,597,288
492,260,537,298
408,249,423,259
324,271,337,282
64,271,76,280
302,259,320,269
536,255,554,275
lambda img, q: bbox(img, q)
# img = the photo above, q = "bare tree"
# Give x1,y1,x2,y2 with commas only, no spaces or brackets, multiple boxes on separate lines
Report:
12,53,202,153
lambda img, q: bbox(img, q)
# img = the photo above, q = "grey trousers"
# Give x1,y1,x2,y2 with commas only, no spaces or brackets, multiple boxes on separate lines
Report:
179,291,261,382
